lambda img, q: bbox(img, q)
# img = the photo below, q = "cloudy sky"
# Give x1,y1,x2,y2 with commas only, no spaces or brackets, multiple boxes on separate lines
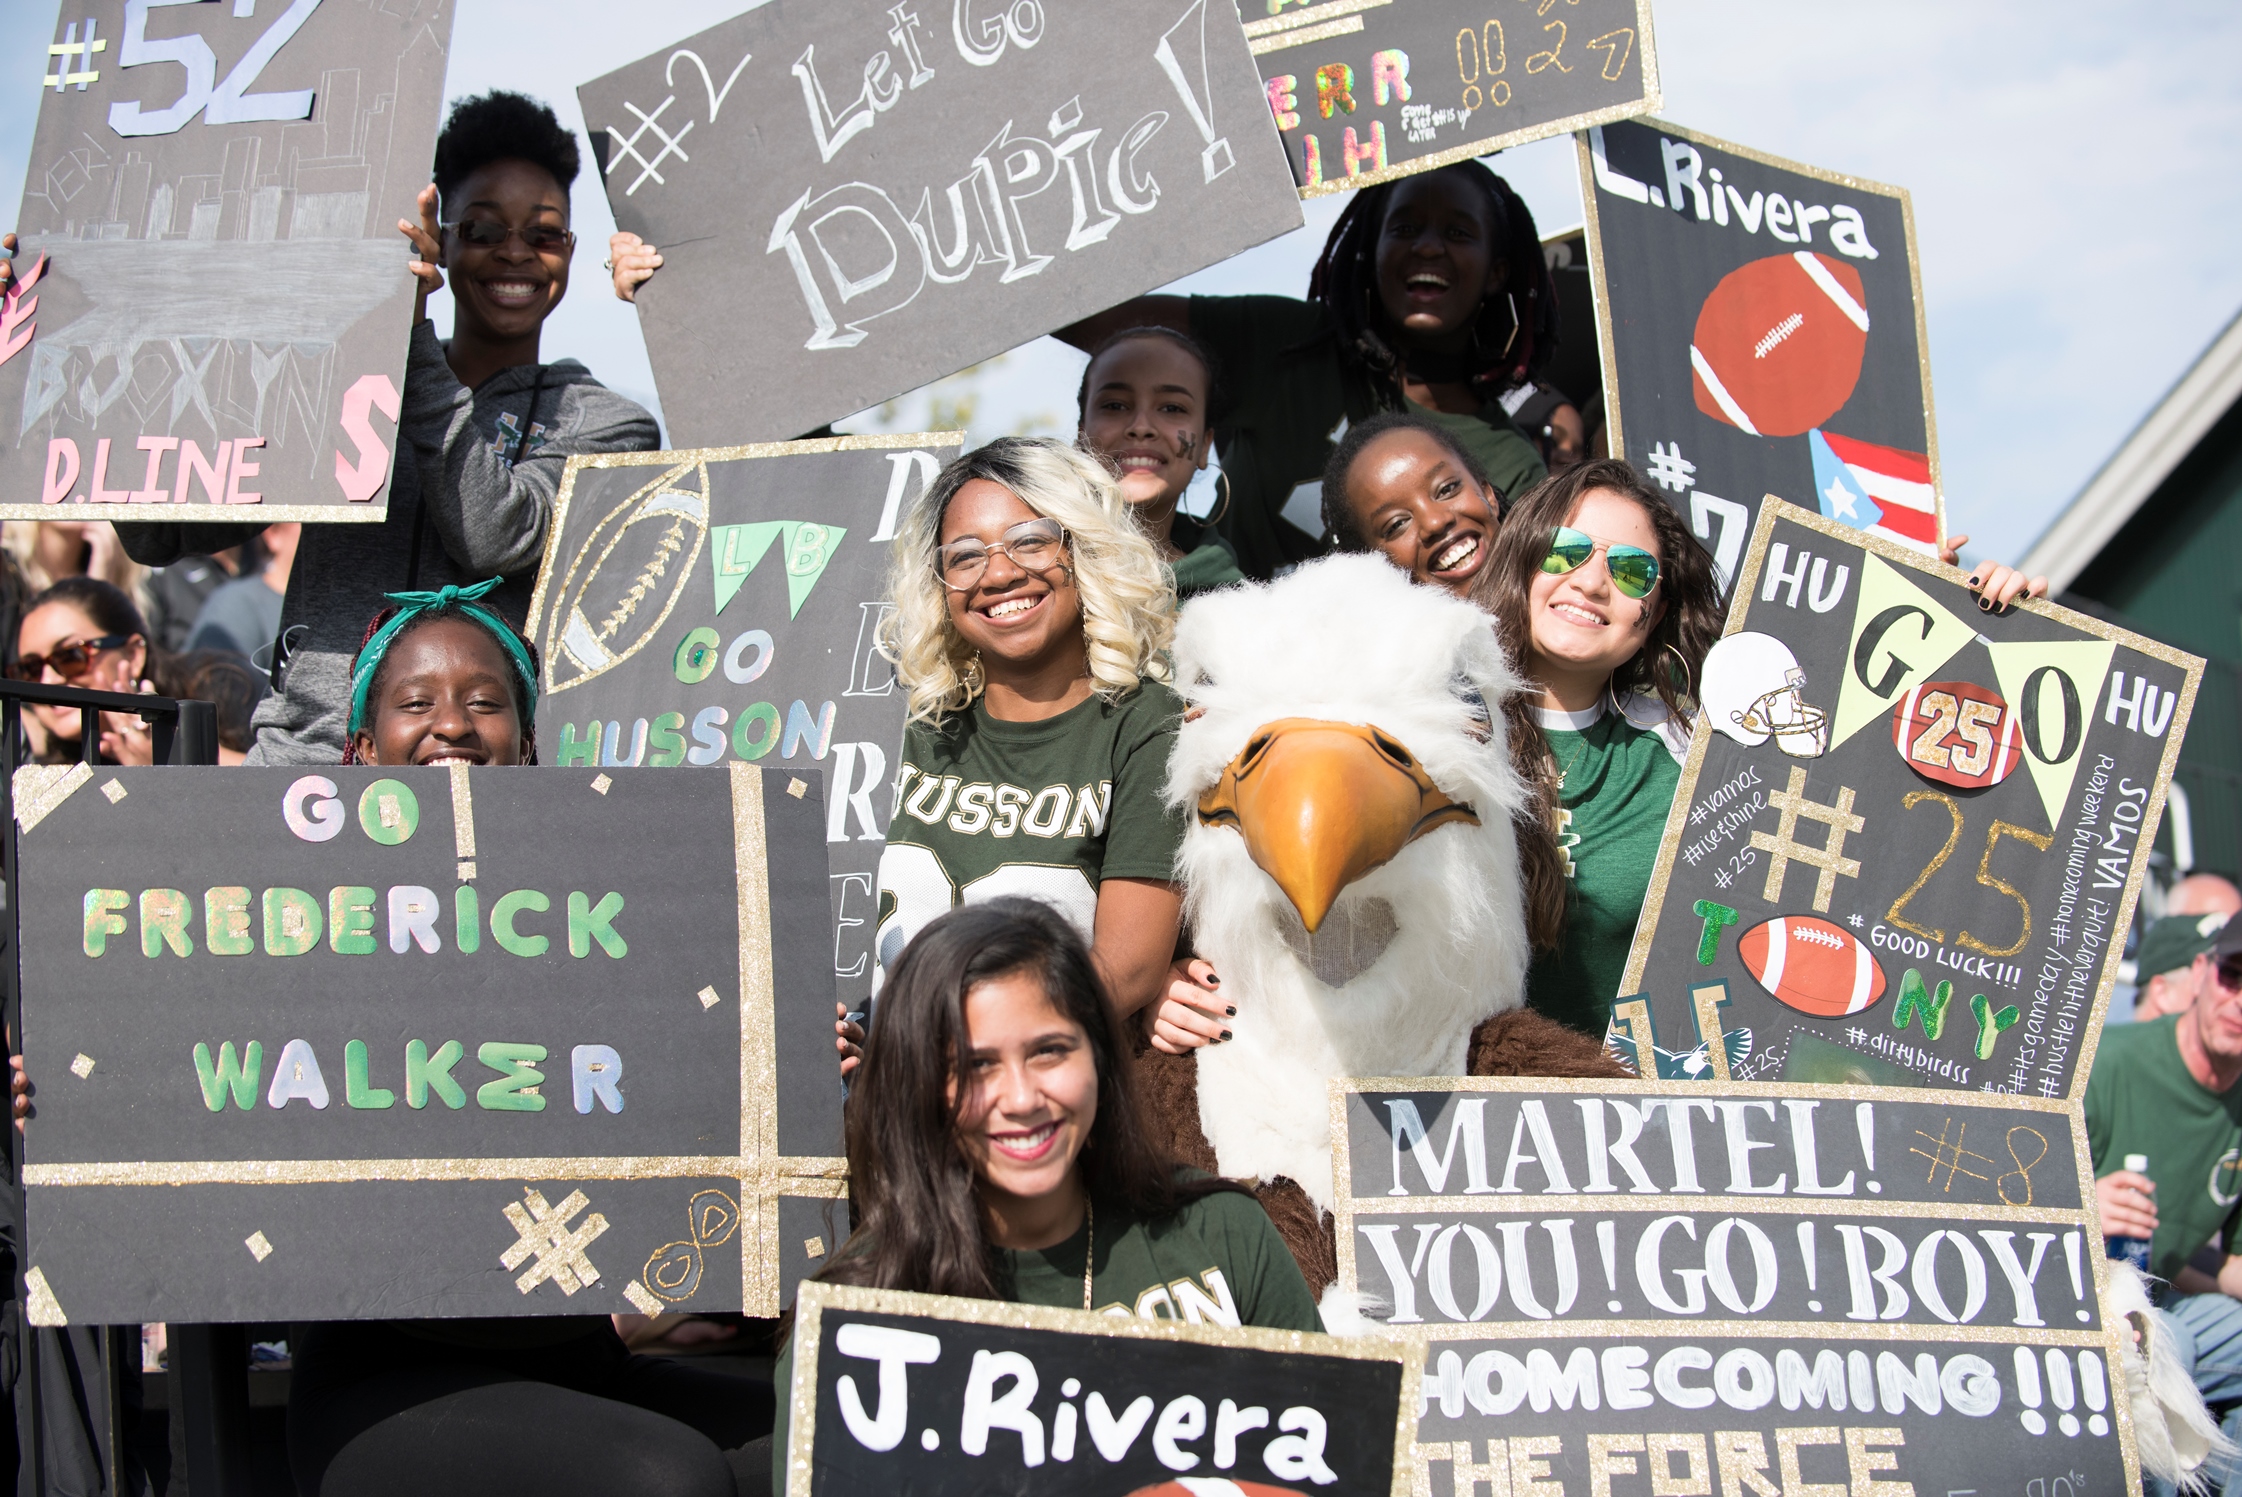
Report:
4,0,2238,560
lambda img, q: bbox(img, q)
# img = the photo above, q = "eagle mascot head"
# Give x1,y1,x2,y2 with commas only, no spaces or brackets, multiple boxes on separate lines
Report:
1137,557,1627,1286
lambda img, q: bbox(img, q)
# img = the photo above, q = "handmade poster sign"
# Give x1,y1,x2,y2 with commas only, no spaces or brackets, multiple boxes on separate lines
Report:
13,762,842,1323
1332,1077,2138,1494
576,0,1303,447
1619,502,2202,1100
0,0,454,521
524,434,960,1054
783,1281,1417,1496
1577,118,1935,586
1248,0,1659,197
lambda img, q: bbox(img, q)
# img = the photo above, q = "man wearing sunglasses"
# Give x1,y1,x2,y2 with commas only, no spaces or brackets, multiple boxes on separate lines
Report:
102,91,658,764
2088,914,2242,1492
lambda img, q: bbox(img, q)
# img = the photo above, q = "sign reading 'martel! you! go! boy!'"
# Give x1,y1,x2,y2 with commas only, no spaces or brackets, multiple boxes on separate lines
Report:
14,764,841,1324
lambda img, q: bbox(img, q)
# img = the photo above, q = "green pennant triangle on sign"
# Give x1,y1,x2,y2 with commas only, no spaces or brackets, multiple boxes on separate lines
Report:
1983,638,2116,830
711,521,848,619
1827,553,1976,753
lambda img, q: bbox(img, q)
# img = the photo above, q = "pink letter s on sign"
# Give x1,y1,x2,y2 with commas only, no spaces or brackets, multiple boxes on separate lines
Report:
1,254,47,366
334,374,402,503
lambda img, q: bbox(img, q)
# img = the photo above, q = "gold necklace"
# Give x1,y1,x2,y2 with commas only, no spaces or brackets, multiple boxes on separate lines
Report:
1082,1198,1095,1311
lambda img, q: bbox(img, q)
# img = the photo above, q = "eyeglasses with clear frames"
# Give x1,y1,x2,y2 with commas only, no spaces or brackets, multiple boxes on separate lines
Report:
933,519,1069,591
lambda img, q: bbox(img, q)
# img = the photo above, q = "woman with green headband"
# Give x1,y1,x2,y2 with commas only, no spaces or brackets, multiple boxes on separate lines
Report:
276,582,779,1495
343,578,543,767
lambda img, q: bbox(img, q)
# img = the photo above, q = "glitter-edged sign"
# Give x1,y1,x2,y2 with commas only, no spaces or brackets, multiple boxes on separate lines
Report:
576,0,1303,447
1331,1077,2140,1494
0,0,455,520
1249,0,1660,197
1620,503,2202,1101
14,763,839,1322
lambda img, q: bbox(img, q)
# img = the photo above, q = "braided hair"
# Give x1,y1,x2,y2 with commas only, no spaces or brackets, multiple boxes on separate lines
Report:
342,579,542,765
1306,161,1558,403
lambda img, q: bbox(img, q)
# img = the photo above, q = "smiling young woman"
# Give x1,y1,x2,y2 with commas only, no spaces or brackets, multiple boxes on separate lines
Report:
766,900,1321,1491
1319,411,1504,596
342,579,541,767
1074,326,1245,599
872,438,1230,1052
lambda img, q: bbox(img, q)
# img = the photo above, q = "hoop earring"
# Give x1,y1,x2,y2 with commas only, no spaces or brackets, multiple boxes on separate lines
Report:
1660,642,1695,701
961,652,985,697
1205,469,1233,529
1499,292,1520,362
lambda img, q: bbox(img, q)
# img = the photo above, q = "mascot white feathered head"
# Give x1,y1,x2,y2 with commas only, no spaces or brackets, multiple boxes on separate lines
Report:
1166,554,1533,1212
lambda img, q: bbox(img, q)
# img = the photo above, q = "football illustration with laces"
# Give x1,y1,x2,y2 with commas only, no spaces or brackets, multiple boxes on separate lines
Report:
1690,251,1870,438
1737,914,1887,1018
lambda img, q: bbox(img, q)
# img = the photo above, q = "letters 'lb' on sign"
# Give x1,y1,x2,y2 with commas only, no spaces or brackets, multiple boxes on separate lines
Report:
0,0,457,520
1249,0,1661,197
15,763,840,1323
575,0,1303,447
1619,502,2202,1102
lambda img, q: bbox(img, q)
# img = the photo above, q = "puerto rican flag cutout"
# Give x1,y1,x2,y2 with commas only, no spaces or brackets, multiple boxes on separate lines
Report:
1809,428,1938,554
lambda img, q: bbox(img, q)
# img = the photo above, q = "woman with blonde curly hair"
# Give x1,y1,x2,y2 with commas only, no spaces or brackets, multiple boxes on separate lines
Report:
868,437,1224,1053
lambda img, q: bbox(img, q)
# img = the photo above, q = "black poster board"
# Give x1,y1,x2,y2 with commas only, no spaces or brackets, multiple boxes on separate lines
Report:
1333,1078,2138,1493
0,0,454,521
15,762,837,1322
784,1281,1417,1496
1620,503,2202,1100
576,0,1304,447
1577,118,1935,587
1248,0,1659,197
524,435,961,1147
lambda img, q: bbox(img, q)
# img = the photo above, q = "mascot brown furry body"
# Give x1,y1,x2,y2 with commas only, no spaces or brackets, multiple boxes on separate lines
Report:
1146,558,1630,1292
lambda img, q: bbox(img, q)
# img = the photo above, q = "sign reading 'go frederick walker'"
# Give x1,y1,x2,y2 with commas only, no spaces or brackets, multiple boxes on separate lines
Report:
15,763,839,1324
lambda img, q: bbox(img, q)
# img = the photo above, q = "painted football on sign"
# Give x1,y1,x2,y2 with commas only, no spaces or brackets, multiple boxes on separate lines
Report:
1737,915,1887,1018
1125,1482,1308,1497
545,460,711,694
1690,251,1870,438
1890,680,2022,790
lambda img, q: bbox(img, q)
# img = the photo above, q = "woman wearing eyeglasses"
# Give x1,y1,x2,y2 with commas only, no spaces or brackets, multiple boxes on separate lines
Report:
872,437,1220,1054
75,91,660,764
13,577,171,765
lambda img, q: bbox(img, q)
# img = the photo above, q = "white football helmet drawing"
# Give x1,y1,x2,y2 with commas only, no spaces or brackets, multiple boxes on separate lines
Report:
1700,631,1829,758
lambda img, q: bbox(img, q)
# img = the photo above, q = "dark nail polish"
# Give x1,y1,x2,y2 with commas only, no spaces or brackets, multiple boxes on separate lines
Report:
1207,974,1220,987
1979,598,1993,611
1219,1030,1233,1042
1225,1005,1237,1017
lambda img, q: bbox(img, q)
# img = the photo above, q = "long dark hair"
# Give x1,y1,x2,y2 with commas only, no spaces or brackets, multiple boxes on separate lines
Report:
817,900,1244,1300
1471,459,1724,893
1306,161,1558,404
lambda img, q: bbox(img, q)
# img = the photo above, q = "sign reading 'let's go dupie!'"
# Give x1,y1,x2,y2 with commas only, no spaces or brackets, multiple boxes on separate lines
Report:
13,763,843,1326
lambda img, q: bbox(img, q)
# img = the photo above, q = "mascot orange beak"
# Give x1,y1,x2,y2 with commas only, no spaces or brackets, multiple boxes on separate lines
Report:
1196,717,1478,933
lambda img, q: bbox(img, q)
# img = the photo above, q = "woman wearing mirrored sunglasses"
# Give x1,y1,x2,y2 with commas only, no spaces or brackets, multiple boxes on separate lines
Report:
873,437,1224,1059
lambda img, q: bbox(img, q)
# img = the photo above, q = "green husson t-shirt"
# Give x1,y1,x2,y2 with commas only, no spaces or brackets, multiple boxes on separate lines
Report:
874,684,1185,982
2085,1015,2242,1283
1189,294,1548,579
770,1187,1322,1488
1525,701,1687,1040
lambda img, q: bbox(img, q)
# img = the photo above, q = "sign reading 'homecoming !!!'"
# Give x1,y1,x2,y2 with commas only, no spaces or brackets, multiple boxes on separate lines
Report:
1577,118,1938,587
0,0,455,521
13,764,841,1323
1248,0,1660,197
1620,503,2203,1101
575,0,1303,447
1332,1078,2139,1494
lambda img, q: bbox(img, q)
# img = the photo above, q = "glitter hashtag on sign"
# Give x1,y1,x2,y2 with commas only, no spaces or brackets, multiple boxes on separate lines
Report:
1645,441,1697,493
1908,1118,1996,1193
500,1187,609,1295
1749,766,1863,912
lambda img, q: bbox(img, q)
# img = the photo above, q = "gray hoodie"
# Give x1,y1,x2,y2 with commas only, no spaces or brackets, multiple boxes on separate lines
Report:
118,321,660,763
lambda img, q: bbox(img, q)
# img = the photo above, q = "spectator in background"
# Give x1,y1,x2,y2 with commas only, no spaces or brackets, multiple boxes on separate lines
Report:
186,522,298,668
172,650,271,765
3,520,142,598
2135,913,2237,1024
11,577,175,765
2172,873,2242,920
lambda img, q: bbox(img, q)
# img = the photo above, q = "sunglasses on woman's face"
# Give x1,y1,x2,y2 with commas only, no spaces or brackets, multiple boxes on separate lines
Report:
446,219,573,254
12,633,130,681
1540,525,1661,600
934,519,1069,591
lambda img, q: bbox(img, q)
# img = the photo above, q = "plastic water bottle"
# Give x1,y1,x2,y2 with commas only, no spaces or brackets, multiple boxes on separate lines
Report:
2105,1153,2154,1271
